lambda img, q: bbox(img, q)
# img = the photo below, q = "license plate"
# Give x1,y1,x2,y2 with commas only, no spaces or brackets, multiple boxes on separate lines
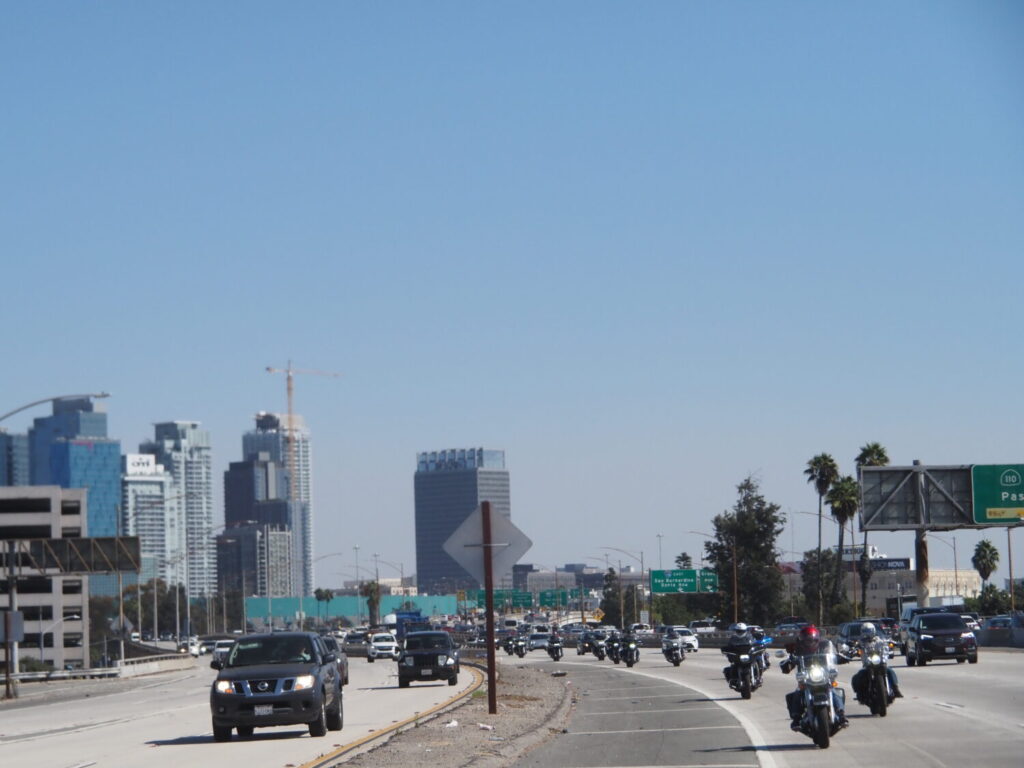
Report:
420,668,432,676
945,647,956,653
254,704,273,716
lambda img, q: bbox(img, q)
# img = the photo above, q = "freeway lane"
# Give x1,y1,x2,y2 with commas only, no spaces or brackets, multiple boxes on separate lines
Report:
513,645,1023,768
0,655,476,768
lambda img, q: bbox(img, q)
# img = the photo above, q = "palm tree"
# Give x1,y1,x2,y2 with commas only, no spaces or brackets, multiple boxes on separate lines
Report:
972,540,999,587
826,475,859,603
854,442,889,611
805,453,839,624
360,581,381,627
855,442,889,469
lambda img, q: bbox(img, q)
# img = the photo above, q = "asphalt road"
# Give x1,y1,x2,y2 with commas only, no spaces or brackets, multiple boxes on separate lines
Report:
511,644,1024,768
0,653,476,768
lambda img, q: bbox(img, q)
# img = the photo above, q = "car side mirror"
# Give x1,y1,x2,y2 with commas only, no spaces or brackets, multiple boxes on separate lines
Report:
210,659,222,670
323,652,336,663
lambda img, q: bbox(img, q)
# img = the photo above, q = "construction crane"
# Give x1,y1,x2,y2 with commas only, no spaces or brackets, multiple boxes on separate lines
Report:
266,364,342,507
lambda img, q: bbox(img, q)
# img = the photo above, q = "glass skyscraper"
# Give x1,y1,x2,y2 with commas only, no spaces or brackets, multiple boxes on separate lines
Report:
0,430,29,486
413,448,512,594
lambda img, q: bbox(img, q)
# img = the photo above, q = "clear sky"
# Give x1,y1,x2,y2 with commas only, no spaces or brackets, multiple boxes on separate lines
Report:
3,2,1023,591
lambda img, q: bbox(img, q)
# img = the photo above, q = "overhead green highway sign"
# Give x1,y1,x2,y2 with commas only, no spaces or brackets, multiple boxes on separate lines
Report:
650,568,719,594
972,464,1024,525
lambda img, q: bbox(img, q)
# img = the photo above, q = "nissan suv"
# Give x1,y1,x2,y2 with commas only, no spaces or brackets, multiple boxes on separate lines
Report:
209,632,343,741
397,631,460,688
905,612,978,666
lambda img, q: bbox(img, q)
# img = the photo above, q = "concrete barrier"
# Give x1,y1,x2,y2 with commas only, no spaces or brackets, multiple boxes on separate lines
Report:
118,653,196,677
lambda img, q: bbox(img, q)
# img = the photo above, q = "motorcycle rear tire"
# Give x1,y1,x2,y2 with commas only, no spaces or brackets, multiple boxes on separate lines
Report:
813,705,831,749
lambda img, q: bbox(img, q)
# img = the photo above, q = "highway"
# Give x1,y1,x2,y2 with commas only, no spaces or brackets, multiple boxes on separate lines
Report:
512,644,1023,768
0,654,477,768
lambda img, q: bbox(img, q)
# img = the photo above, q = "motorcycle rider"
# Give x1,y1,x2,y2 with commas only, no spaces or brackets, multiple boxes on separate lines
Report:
751,626,771,672
780,625,849,730
721,622,753,684
851,622,902,701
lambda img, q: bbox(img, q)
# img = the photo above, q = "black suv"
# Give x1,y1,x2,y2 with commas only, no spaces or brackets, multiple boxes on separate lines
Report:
320,634,349,686
209,632,343,741
397,631,460,688
905,613,978,666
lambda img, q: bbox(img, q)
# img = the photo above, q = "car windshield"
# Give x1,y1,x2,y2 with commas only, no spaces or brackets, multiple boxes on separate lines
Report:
373,634,394,643
228,636,313,666
918,615,965,630
405,634,450,650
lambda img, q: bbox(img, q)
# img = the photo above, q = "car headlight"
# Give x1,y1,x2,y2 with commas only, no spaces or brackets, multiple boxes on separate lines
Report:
444,656,456,666
437,654,448,665
404,656,415,666
294,674,315,690
807,665,826,684
920,634,933,641
214,680,234,694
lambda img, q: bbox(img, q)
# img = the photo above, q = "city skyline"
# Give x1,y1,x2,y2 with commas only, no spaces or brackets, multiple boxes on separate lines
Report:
2,4,1022,589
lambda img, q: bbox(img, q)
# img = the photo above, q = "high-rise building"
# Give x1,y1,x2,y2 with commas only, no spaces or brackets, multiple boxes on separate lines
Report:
0,430,30,486
28,398,109,486
0,486,90,670
242,412,313,596
139,422,215,599
413,448,512,594
121,454,175,586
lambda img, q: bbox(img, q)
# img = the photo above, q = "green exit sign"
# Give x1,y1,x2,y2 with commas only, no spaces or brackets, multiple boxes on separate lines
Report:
972,464,1024,525
650,569,719,594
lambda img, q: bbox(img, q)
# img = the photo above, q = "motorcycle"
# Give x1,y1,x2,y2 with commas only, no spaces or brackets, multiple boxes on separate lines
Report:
662,637,684,666
621,637,640,667
607,636,622,664
503,636,516,656
547,636,564,661
791,652,847,749
855,639,895,717
722,641,765,699
592,637,607,661
514,636,527,658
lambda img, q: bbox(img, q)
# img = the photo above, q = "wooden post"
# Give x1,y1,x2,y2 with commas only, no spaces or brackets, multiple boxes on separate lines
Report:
482,502,498,715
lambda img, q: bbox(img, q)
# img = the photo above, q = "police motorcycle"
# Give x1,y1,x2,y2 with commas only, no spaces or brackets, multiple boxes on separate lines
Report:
661,633,685,666
621,633,640,667
547,633,564,661
780,649,849,749
592,632,608,661
848,624,900,717
721,624,767,699
502,634,516,656
514,634,528,658
606,632,622,664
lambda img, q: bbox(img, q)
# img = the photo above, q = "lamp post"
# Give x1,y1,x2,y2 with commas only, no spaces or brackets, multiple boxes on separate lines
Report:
929,533,960,598
690,530,738,624
353,545,361,625
38,614,79,667
373,557,405,593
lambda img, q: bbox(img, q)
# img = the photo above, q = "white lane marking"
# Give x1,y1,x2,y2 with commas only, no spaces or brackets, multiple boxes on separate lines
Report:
580,706,721,716
568,725,745,736
568,765,756,768
585,693,708,701
934,701,964,710
903,740,952,767
582,684,684,692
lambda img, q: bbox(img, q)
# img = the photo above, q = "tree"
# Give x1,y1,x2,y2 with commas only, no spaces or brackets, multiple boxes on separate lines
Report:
703,476,786,627
799,548,839,624
972,539,999,587
805,453,839,624
854,442,889,611
599,568,622,629
826,475,859,603
966,583,1010,615
360,581,381,627
674,552,694,570
314,588,334,626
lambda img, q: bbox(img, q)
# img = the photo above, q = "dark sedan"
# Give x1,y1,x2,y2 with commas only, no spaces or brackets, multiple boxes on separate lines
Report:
905,612,978,666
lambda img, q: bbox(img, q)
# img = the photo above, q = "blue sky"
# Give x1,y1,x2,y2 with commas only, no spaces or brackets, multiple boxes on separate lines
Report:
3,2,1023,590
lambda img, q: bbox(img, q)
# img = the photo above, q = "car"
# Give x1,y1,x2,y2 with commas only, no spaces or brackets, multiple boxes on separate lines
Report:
366,632,400,662
320,634,349,685
527,632,550,651
982,615,1014,630
343,631,370,656
905,612,978,666
209,631,343,741
397,631,460,688
211,639,236,666
898,606,951,652
178,639,200,657
673,627,700,652
960,614,981,631
688,620,716,634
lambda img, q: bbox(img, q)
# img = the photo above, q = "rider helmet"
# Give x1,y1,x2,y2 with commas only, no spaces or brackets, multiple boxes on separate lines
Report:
732,622,748,634
860,622,876,639
797,625,820,654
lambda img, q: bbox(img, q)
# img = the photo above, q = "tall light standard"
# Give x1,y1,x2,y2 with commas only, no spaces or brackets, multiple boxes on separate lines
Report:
930,533,960,598
38,614,79,667
0,392,110,425
690,530,738,624
353,545,362,625
374,557,405,593
657,534,664,571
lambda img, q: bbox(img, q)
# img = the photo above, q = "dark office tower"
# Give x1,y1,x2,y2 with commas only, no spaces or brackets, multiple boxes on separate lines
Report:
0,430,29,486
28,397,109,485
224,452,292,530
414,448,511,594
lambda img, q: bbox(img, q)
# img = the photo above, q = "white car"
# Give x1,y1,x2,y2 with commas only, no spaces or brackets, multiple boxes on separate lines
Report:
367,632,400,662
666,626,700,652
211,639,235,665
527,632,550,651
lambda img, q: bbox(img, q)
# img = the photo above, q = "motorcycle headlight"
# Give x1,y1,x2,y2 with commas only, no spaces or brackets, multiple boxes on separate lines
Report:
739,654,750,662
628,643,636,649
807,665,826,684
868,653,882,665
214,680,234,694
294,674,315,691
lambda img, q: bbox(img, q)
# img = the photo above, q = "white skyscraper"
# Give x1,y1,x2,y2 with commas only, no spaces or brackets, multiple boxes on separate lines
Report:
243,412,313,596
140,421,215,599
121,454,175,586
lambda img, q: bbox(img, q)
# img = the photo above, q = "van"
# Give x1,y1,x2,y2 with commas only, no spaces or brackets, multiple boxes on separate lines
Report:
130,631,141,642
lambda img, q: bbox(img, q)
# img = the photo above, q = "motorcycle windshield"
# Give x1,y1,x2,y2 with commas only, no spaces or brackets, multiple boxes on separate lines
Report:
798,652,838,673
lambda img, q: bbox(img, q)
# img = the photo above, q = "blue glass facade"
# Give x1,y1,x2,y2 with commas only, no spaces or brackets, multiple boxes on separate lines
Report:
30,398,108,484
0,432,30,485
50,439,122,537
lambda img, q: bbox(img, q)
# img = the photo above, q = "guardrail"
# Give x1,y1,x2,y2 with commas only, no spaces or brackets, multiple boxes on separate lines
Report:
12,652,196,682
